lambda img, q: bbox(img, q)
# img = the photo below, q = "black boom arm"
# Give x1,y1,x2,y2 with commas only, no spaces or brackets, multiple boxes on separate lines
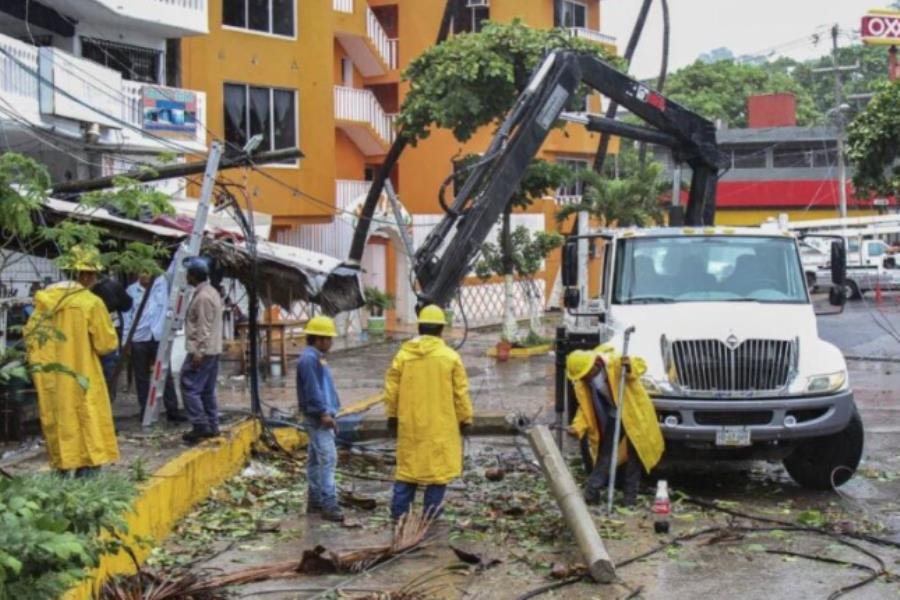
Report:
413,51,720,308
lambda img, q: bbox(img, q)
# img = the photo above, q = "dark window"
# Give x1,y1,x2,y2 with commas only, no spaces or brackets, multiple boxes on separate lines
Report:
223,0,246,27
773,146,813,169
223,0,294,36
811,145,838,168
558,0,587,28
81,37,161,84
556,158,588,197
224,83,248,149
731,148,766,169
452,3,489,34
224,83,296,161
272,0,294,36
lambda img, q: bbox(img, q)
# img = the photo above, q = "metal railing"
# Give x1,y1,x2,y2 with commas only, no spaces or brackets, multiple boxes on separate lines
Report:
334,85,394,145
0,34,38,101
556,194,583,206
568,27,617,45
388,38,399,70
333,0,353,13
366,7,394,69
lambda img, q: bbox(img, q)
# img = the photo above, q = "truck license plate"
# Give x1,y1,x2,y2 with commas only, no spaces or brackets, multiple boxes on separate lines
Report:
715,427,751,447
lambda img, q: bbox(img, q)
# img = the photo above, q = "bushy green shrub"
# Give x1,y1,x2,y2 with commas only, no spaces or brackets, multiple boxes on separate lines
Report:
0,472,135,600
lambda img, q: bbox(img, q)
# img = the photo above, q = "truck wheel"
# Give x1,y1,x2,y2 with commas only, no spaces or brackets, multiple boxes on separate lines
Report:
845,279,862,300
783,410,864,490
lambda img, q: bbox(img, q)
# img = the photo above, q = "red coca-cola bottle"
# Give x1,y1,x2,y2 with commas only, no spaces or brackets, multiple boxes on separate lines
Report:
652,479,671,534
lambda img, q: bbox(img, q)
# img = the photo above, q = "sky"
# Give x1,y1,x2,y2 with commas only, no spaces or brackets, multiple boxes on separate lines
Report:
600,0,893,79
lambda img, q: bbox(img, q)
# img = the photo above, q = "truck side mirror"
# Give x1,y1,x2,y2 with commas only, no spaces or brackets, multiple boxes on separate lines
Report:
562,240,578,287
884,255,896,269
830,240,846,286
564,287,580,309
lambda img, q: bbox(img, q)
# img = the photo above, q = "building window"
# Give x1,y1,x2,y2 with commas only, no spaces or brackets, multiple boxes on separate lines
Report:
452,1,489,34
81,37,161,84
556,158,589,197
224,83,297,162
223,0,294,37
730,148,766,169
557,0,588,28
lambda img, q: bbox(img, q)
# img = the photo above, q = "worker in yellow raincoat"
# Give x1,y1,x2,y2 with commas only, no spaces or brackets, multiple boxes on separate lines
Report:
384,305,473,520
567,344,664,505
25,247,120,475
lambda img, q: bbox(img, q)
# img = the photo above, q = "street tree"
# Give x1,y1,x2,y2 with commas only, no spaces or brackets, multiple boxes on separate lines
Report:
662,59,820,127
0,152,172,385
557,147,669,227
846,80,900,198
396,20,612,339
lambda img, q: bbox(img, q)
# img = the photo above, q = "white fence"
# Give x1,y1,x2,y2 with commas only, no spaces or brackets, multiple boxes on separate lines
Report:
0,35,38,104
459,279,547,326
0,251,61,298
388,38,399,70
333,0,353,13
569,27,617,45
334,85,395,145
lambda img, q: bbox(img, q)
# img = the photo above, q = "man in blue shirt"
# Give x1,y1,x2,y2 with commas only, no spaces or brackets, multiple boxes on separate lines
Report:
122,272,185,422
297,315,343,522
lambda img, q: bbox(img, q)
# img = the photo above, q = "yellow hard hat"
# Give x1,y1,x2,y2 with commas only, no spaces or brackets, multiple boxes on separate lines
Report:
566,350,598,381
305,315,337,337
417,304,446,325
62,245,103,272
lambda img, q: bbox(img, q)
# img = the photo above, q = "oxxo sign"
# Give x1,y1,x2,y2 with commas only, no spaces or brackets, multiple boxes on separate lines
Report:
861,10,900,45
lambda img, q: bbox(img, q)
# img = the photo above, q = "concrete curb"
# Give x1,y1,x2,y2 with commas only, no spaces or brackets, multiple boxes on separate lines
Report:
486,343,553,358
64,419,307,600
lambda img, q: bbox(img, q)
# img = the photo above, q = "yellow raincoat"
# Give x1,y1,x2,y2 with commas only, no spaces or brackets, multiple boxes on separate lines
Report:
571,343,664,473
384,335,474,484
25,282,120,470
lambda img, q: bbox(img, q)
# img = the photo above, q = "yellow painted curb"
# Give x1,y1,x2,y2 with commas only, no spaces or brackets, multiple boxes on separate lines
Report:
486,343,553,358
337,392,384,417
64,419,307,599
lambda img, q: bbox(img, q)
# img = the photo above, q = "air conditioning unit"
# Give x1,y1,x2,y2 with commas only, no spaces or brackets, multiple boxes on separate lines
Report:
467,0,489,7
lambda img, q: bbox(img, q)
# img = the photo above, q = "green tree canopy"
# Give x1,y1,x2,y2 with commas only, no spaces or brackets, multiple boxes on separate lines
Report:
846,80,900,197
663,59,820,127
398,19,617,144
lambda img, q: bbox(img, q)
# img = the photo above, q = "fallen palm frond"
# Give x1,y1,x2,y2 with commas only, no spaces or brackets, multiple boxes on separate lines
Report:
100,570,227,600
339,564,467,600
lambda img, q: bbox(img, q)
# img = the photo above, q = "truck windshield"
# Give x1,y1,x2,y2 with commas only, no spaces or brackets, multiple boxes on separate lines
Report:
614,236,808,304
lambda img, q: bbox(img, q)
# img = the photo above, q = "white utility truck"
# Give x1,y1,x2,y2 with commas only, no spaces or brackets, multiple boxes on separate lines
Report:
557,227,862,489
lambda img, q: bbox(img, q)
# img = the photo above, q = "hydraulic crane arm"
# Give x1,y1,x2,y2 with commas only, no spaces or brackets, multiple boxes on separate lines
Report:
413,51,720,308
318,51,719,313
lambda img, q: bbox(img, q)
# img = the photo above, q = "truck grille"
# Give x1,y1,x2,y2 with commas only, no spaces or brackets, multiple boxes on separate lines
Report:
670,338,797,393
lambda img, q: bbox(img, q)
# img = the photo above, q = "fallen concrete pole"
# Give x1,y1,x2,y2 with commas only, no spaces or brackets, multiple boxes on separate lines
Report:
527,425,616,583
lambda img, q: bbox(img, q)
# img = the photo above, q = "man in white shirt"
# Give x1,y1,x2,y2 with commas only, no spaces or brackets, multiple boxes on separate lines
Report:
122,272,186,422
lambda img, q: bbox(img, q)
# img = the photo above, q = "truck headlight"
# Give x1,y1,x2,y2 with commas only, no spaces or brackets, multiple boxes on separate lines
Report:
640,375,672,396
806,371,847,393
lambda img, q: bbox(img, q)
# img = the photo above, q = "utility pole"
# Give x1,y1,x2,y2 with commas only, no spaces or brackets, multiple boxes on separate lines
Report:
832,25,848,219
812,25,858,219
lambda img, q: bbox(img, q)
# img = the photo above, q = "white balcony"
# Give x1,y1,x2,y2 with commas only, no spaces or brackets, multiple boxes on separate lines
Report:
0,33,206,153
333,0,353,13
44,0,207,37
334,85,394,155
569,27,617,47
335,6,395,75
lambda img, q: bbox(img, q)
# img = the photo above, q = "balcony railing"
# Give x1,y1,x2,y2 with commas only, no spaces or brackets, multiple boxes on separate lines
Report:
388,38,399,70
569,27,617,46
334,85,395,146
337,179,372,208
366,7,395,70
0,35,38,105
79,0,208,35
0,33,206,149
333,0,353,13
556,194,584,206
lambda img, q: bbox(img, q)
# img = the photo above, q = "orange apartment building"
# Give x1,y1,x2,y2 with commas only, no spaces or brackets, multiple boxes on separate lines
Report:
182,0,616,325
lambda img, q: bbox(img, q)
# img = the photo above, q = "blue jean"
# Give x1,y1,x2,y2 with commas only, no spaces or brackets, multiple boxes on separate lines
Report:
181,354,220,431
390,481,446,520
306,419,338,511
